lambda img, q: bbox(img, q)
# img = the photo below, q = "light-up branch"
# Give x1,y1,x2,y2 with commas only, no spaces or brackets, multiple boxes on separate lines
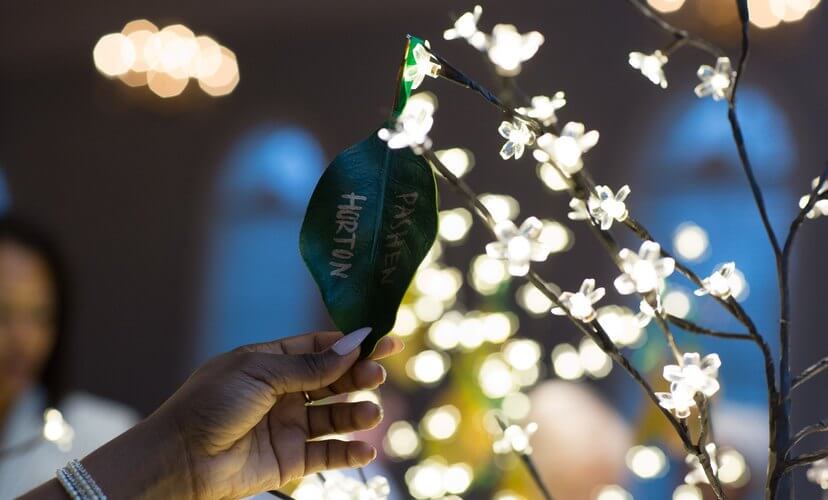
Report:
423,148,725,496
623,1,828,497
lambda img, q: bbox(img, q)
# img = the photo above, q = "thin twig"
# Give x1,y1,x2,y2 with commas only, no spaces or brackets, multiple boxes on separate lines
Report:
787,421,828,458
667,315,752,341
791,357,828,392
622,0,726,57
785,449,828,472
697,396,728,500
267,491,295,500
494,415,554,500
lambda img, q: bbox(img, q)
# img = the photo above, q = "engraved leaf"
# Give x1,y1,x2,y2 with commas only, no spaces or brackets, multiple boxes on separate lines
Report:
299,130,438,356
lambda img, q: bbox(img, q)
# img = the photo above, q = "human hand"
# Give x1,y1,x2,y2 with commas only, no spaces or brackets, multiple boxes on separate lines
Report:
68,328,402,500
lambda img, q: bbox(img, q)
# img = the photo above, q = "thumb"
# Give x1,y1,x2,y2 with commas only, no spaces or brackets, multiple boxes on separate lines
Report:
250,327,372,395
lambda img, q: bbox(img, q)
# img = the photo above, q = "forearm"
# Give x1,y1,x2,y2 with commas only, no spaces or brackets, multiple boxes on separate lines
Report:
20,418,191,500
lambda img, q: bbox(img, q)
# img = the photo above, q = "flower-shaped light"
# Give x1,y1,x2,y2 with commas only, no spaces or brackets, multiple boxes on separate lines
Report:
614,241,675,295
485,217,550,277
486,24,544,76
493,422,538,454
636,298,659,327
685,443,718,485
807,458,828,490
498,119,535,160
656,352,721,418
588,185,631,230
443,5,487,50
378,95,435,153
695,262,738,299
628,50,669,88
695,57,735,101
798,176,828,219
516,92,566,126
551,279,606,322
404,42,441,90
534,122,600,176
567,198,590,221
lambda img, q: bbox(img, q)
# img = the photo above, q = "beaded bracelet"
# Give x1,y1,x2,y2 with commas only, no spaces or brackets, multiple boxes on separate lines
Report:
56,459,107,500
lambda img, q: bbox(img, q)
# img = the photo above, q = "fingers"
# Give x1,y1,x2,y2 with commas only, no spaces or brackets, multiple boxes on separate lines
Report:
307,401,382,439
240,330,343,355
241,331,402,360
305,440,376,475
306,359,386,401
243,327,372,394
368,336,405,360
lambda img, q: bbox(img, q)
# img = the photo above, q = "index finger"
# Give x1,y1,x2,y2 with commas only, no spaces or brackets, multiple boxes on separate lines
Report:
239,331,403,360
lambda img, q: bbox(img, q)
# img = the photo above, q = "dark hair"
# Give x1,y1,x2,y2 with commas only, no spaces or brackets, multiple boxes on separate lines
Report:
0,214,69,408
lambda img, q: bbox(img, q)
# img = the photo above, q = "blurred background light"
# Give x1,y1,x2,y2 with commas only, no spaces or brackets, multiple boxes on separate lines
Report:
435,148,474,178
625,445,669,479
94,20,239,98
673,484,703,500
421,405,461,440
673,222,710,262
646,0,687,13
384,421,421,460
479,193,520,223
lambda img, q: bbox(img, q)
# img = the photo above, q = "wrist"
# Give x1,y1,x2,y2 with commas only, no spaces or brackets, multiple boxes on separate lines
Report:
80,416,193,499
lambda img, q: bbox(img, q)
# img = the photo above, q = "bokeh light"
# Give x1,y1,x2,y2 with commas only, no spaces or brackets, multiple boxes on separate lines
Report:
673,223,709,262
647,0,687,13
626,445,669,479
384,421,421,459
94,20,239,98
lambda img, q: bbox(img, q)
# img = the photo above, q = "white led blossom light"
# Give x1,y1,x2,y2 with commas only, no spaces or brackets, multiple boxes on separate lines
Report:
293,471,391,500
404,42,441,90
486,24,544,76
492,422,538,454
379,95,436,153
498,119,535,160
485,217,550,277
516,92,566,126
695,57,735,101
614,241,675,295
695,262,738,299
807,458,828,490
588,185,631,230
628,50,669,88
534,122,600,176
656,352,722,418
551,278,606,322
798,176,828,219
443,5,487,50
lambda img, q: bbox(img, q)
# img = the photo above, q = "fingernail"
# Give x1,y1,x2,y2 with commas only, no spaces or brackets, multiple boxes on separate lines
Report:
332,327,372,355
379,364,387,383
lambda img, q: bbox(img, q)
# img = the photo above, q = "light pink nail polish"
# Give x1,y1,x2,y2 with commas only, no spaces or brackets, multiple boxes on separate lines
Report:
332,327,372,355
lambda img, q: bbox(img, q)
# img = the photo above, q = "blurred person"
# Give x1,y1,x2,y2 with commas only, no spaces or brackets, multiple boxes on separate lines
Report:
0,215,138,498
528,380,633,500
21,327,402,499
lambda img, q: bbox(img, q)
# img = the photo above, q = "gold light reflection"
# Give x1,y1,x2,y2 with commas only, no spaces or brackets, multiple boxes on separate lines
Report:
94,19,239,98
